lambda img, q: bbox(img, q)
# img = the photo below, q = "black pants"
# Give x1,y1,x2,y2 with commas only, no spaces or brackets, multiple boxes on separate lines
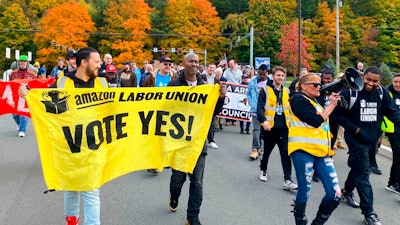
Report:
207,118,215,143
330,120,339,149
259,127,292,181
239,121,250,132
343,134,377,216
388,135,400,186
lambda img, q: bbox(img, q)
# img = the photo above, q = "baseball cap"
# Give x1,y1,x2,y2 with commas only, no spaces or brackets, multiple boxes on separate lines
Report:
34,62,40,67
19,55,29,61
160,56,172,63
106,64,117,73
66,50,78,59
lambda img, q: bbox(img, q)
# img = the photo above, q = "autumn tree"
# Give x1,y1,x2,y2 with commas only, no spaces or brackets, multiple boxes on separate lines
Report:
276,22,311,76
162,0,223,64
100,0,152,66
34,1,95,67
0,3,33,70
28,0,65,20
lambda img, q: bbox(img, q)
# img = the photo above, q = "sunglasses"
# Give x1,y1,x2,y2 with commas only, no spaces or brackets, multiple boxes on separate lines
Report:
304,82,322,88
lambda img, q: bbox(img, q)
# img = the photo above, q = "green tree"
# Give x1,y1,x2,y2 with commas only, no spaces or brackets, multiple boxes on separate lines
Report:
248,0,296,67
371,0,400,69
0,3,33,70
145,0,169,50
380,62,392,87
29,0,65,19
209,0,249,19
221,13,254,63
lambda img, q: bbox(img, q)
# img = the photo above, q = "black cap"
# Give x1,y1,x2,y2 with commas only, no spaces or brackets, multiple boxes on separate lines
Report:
66,50,78,59
160,56,172,63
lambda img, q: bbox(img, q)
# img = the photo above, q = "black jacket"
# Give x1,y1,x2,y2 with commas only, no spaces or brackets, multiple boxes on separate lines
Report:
335,87,400,144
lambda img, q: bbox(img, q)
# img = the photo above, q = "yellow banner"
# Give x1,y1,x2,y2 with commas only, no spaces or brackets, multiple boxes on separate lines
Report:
26,85,219,191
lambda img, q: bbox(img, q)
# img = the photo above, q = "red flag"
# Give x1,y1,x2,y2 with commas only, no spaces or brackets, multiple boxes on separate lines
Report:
0,78,55,117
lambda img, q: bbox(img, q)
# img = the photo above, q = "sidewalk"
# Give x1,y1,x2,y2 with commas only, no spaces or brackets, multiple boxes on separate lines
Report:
379,144,392,159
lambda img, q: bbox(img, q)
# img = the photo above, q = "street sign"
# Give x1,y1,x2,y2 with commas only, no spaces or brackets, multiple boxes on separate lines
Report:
255,57,270,70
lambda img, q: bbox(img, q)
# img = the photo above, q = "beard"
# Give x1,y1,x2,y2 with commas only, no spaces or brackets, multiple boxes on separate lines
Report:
186,67,198,75
86,67,97,79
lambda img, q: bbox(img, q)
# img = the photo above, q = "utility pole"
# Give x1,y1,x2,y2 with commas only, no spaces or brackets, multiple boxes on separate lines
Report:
298,0,302,76
230,27,254,68
335,0,342,75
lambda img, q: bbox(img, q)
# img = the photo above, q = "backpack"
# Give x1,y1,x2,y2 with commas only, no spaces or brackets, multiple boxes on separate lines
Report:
348,86,383,110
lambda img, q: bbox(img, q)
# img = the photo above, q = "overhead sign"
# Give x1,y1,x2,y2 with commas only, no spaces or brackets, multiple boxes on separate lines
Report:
255,57,270,70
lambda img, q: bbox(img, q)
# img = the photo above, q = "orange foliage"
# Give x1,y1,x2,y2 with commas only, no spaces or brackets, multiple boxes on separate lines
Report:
34,1,95,67
101,0,152,66
162,0,222,63
276,23,311,76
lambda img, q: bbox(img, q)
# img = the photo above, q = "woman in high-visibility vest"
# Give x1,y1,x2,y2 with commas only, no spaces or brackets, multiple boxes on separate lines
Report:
289,73,341,225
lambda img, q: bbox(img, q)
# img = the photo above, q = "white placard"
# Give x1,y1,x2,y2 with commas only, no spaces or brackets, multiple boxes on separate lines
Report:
15,50,20,60
28,52,32,61
6,47,11,58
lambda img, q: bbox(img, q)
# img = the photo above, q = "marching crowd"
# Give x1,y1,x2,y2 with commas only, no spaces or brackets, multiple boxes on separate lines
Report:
3,47,400,225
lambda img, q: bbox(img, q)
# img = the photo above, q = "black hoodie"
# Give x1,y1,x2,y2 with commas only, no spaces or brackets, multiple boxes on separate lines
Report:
335,86,400,144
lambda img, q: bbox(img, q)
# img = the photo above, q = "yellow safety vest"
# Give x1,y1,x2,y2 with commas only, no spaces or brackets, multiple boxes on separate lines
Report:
263,86,290,128
57,76,108,88
288,95,334,157
381,92,395,133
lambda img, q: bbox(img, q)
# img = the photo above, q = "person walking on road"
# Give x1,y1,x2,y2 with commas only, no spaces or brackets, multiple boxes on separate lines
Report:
289,73,342,225
19,47,108,225
167,53,225,225
256,66,297,191
10,55,37,137
246,64,269,160
335,66,400,225
382,72,400,195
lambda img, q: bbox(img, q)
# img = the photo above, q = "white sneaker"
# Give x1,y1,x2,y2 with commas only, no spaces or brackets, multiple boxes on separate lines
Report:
259,170,268,182
18,131,25,137
209,142,218,149
283,180,298,190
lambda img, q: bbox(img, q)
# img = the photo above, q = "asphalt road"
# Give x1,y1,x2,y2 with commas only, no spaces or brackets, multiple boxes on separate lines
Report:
0,115,399,225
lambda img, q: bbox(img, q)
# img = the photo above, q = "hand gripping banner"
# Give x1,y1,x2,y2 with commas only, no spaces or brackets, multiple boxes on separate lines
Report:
26,85,220,191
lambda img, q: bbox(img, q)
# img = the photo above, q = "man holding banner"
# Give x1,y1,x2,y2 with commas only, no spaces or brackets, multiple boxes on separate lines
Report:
19,47,106,225
168,53,225,225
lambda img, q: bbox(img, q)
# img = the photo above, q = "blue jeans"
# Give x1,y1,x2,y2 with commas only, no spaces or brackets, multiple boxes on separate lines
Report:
12,114,29,132
170,154,206,222
252,114,261,149
64,189,101,225
291,151,341,204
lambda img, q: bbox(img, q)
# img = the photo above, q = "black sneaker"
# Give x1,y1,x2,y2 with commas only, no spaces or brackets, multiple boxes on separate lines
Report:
147,169,159,174
185,220,202,225
385,184,400,195
169,195,178,212
341,189,360,208
312,174,319,182
370,166,382,175
364,213,382,225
